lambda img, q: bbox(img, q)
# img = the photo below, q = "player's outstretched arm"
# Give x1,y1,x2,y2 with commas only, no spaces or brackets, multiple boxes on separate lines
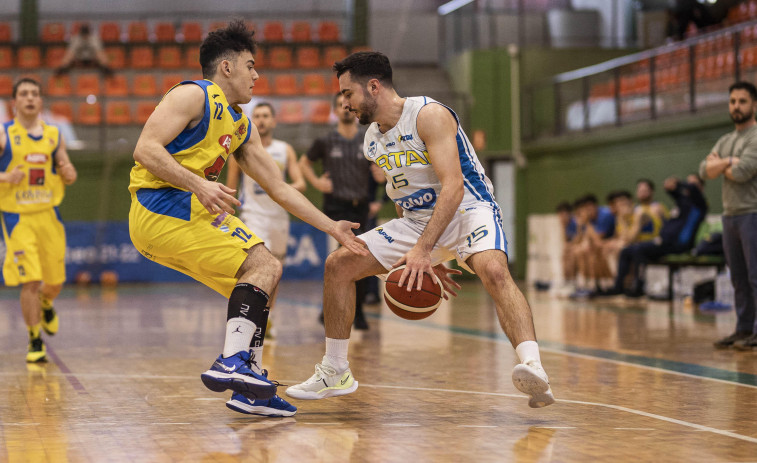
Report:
393,104,465,291
133,85,239,215
236,132,368,256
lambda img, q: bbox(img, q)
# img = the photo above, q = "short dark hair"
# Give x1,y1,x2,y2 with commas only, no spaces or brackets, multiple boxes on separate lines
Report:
689,172,705,187
636,178,655,191
556,201,572,213
253,102,275,117
332,92,343,108
333,51,393,88
199,19,257,79
729,81,757,101
13,77,41,98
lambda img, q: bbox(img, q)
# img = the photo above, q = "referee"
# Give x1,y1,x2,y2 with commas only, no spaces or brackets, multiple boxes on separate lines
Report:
300,92,382,329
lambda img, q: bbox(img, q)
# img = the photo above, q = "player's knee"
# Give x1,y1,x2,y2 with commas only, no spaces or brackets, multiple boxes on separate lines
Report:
22,281,42,294
481,259,510,286
42,283,63,297
324,249,352,280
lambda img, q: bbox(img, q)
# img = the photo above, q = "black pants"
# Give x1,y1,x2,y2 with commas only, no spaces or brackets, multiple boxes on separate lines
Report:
614,240,688,292
723,213,757,334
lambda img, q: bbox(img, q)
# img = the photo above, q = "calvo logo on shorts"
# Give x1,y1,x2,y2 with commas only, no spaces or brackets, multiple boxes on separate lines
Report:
395,188,437,211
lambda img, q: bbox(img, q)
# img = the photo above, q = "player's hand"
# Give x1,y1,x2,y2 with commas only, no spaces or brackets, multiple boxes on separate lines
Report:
331,220,369,256
392,245,433,292
59,163,77,185
316,172,333,193
6,166,24,184
432,264,462,300
196,180,240,215
368,201,382,219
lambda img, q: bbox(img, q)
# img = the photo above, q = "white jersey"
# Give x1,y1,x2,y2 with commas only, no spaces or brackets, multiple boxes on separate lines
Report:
238,138,289,222
363,96,497,222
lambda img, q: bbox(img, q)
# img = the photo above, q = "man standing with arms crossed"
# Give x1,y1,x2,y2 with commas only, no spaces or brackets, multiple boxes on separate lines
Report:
702,81,757,351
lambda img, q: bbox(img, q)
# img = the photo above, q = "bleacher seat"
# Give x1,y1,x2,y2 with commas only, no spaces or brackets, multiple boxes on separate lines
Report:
41,23,66,43
278,101,304,124
269,47,293,69
47,75,72,97
184,47,200,69
182,22,203,42
106,102,132,125
297,47,321,68
75,74,101,96
253,75,271,95
161,74,184,94
253,48,264,68
323,46,347,67
351,45,372,54
104,46,126,69
45,46,66,68
291,21,312,42
105,75,129,97
264,21,285,42
130,46,155,69
158,46,182,69
135,101,156,124
50,101,73,121
209,21,227,34
17,46,41,69
274,74,299,95
100,22,121,43
309,100,331,123
0,74,12,96
302,73,327,95
132,74,158,96
318,21,340,42
128,21,149,42
77,102,102,125
0,22,11,42
0,46,13,69
330,75,341,93
155,22,176,42
741,45,757,68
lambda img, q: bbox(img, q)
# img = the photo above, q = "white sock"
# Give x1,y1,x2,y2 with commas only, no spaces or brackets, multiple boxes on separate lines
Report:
323,337,350,371
250,346,264,373
222,318,256,358
515,340,541,364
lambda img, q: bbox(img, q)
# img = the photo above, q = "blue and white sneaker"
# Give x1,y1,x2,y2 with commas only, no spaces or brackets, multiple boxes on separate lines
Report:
226,392,297,417
201,350,277,400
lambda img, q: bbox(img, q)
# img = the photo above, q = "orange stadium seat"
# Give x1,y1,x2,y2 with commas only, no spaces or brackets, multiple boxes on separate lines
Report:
741,45,757,68
291,21,312,42
318,21,340,42
100,22,121,43
155,22,176,42
0,74,12,97
158,46,182,69
130,46,155,69
269,47,293,69
184,47,200,69
135,101,156,124
264,21,285,42
0,22,11,42
41,22,66,42
297,47,321,69
252,75,271,95
161,74,184,94
277,101,304,124
323,46,347,67
309,100,331,123
302,73,327,95
182,22,203,42
253,48,264,68
77,102,102,125
330,75,341,93
351,45,372,54
50,101,73,120
132,74,158,96
106,102,132,125
105,75,129,97
273,74,299,95
47,75,72,96
209,21,227,34
105,46,126,69
75,74,101,96
17,46,41,69
0,46,13,69
45,46,66,68
128,21,149,42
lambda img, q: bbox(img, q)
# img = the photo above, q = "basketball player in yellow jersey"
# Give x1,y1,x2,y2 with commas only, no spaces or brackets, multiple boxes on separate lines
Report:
0,77,78,363
128,20,367,417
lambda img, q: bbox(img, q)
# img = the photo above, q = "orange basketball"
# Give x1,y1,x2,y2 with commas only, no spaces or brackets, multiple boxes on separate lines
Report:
383,266,443,320
100,270,119,287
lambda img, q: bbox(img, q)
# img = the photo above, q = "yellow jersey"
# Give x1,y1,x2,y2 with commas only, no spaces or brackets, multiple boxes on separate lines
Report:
636,202,669,242
0,119,64,213
128,79,252,194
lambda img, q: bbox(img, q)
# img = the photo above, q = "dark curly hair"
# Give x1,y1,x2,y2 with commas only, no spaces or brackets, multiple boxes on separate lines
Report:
333,51,393,88
200,19,256,79
13,77,41,98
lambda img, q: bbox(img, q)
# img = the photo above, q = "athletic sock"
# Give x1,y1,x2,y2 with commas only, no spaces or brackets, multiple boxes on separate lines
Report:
28,323,41,340
39,295,53,311
515,340,542,364
223,283,270,359
323,337,350,371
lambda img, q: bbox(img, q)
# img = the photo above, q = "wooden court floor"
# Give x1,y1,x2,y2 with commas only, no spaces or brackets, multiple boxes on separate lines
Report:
1,279,756,462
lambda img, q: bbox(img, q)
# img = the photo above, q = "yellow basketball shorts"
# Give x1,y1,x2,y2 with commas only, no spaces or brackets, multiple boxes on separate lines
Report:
1,207,66,287
129,188,263,298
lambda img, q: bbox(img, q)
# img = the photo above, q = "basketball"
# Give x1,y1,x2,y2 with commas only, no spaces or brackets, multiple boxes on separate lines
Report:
100,270,119,287
383,266,443,320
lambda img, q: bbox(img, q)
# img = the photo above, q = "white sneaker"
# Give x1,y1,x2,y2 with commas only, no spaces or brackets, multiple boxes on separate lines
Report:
285,363,358,400
512,360,555,408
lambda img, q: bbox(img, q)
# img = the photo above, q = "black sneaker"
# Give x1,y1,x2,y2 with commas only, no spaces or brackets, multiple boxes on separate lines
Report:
713,331,752,349
732,333,757,351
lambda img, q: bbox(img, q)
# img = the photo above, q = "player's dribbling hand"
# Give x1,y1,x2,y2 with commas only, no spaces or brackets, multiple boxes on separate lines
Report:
197,180,240,215
432,264,462,300
332,220,369,256
392,245,433,292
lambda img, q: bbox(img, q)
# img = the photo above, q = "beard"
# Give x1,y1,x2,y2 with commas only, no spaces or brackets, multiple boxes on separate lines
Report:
731,110,754,124
356,91,378,125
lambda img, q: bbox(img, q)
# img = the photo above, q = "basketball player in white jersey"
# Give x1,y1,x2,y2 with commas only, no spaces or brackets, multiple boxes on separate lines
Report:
287,52,555,408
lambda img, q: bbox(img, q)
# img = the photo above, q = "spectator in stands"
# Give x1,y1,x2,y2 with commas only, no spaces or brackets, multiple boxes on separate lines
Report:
55,23,112,75
570,194,615,298
666,0,718,41
633,178,668,244
599,175,707,298
556,201,578,294
300,92,383,329
701,81,757,351
601,191,635,273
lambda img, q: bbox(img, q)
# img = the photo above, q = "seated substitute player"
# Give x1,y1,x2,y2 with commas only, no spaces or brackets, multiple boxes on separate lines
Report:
286,52,555,408
128,21,367,417
0,77,77,362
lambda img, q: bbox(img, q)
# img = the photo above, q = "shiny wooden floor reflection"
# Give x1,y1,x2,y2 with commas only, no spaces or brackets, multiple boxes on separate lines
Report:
1,280,756,462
